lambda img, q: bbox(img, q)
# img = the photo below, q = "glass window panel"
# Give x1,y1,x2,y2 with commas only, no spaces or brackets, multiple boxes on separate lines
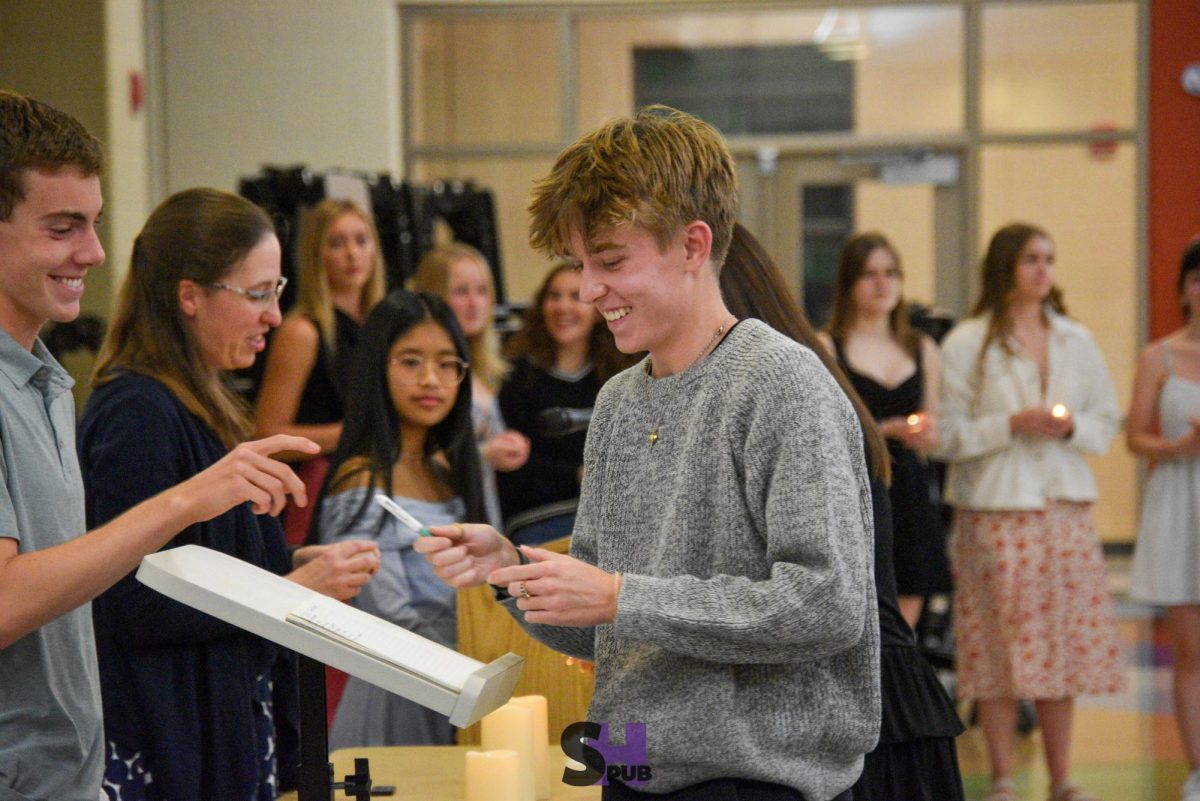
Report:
410,155,558,305
578,6,962,136
635,45,854,135
980,142,1137,542
982,3,1136,133
409,16,562,147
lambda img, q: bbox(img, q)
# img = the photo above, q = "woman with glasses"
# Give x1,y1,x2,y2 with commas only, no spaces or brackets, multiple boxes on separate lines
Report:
314,290,485,748
79,188,381,801
497,261,633,543
255,198,386,544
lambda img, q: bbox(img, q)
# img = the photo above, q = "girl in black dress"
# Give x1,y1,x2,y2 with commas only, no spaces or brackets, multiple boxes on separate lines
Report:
821,232,951,629
721,223,964,801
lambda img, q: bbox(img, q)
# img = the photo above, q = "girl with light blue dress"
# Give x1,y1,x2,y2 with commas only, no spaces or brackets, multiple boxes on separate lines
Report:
314,290,485,748
1128,240,1200,801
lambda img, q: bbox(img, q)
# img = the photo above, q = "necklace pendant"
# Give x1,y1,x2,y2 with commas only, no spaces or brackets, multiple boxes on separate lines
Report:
649,430,659,448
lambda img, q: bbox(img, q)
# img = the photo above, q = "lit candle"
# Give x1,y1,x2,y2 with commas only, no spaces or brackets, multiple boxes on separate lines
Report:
1051,403,1068,419
511,696,550,799
465,750,521,801
481,703,536,801
906,414,921,427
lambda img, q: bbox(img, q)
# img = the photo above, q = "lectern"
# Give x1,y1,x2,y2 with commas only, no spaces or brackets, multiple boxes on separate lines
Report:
137,545,523,800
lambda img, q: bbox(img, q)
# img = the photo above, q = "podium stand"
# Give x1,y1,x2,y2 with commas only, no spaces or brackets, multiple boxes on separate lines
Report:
137,545,523,800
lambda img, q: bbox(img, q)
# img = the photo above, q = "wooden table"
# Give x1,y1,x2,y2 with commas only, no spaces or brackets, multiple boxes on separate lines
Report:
278,744,601,800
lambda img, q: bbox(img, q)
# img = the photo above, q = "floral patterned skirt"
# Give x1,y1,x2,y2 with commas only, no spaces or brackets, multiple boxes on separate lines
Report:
951,502,1125,701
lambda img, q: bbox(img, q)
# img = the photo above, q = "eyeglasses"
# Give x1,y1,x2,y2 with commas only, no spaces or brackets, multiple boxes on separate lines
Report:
207,276,288,307
388,355,469,386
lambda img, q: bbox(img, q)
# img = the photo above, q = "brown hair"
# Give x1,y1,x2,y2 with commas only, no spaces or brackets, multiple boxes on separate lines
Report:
410,241,507,390
0,90,105,221
528,105,738,268
827,232,919,358
720,223,890,484
291,198,386,356
93,188,275,448
505,261,634,383
971,222,1067,377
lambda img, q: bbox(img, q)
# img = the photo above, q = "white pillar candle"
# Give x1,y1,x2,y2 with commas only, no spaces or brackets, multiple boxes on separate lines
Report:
511,695,550,799
465,750,520,801
481,703,536,801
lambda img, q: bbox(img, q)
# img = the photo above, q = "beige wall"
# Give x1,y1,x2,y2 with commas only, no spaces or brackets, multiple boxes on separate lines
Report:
855,183,936,308
155,0,401,195
103,0,150,295
1,0,112,318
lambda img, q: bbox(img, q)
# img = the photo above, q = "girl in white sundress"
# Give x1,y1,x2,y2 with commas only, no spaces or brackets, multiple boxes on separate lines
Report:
1128,239,1200,801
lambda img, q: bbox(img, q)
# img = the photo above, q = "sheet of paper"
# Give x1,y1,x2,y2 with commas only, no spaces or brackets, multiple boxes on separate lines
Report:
286,594,478,692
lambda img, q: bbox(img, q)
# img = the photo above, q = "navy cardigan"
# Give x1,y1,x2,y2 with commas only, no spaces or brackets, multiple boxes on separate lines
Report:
78,372,300,801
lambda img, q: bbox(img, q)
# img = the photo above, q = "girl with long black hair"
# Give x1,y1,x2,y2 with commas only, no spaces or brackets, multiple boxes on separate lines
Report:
314,290,484,748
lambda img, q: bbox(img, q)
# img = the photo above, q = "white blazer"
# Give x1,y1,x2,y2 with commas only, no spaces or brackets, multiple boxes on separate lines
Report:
936,311,1122,510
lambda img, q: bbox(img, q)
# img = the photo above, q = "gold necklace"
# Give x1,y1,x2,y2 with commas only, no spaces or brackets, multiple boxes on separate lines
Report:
648,317,735,448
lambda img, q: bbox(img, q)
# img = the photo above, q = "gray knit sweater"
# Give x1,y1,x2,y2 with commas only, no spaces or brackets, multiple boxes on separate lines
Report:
505,319,880,799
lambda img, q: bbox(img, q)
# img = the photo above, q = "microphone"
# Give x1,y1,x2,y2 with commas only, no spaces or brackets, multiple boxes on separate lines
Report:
536,407,593,437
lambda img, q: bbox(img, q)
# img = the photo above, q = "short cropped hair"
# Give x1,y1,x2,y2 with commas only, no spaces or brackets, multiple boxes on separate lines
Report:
528,105,738,268
0,90,105,221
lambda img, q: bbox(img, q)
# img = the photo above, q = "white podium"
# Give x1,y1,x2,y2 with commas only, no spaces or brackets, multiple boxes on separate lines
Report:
137,544,524,799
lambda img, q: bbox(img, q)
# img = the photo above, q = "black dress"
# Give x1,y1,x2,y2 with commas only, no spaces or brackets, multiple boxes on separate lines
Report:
834,339,952,596
853,478,964,801
286,309,361,545
295,309,360,425
496,356,600,524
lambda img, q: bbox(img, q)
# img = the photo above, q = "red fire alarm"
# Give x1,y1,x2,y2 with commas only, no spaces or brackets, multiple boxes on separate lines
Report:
1088,120,1118,160
128,70,145,114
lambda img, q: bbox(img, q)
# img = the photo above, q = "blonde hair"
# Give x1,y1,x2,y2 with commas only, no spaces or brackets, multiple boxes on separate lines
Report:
291,199,386,355
528,105,738,266
93,188,272,448
410,242,508,391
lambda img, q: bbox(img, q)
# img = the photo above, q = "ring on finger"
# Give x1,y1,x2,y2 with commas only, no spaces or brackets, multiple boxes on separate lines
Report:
518,580,532,599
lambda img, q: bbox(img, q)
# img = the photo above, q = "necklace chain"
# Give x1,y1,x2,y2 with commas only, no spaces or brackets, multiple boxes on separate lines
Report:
648,317,735,449
687,317,734,372
646,317,736,377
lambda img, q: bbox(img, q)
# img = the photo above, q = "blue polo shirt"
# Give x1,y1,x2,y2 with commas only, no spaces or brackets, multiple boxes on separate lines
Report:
0,329,103,801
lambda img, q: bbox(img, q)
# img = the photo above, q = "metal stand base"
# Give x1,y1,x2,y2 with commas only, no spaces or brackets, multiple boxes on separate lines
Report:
296,655,374,801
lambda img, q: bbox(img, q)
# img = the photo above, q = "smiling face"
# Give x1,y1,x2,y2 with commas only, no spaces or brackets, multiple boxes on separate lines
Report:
0,166,105,348
1011,234,1056,305
851,246,903,317
541,268,597,352
572,224,691,357
387,320,463,431
184,234,283,371
446,256,492,339
321,211,376,296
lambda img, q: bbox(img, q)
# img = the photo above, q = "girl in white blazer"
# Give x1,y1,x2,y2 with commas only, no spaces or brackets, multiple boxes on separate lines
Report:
937,223,1123,801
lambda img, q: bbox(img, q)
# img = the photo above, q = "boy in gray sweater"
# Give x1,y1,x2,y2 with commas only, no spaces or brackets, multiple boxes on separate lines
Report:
416,105,879,801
